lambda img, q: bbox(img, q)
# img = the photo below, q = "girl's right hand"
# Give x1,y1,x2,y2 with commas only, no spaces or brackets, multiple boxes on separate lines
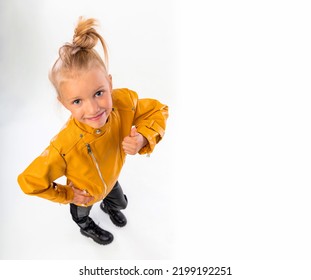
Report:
69,182,94,206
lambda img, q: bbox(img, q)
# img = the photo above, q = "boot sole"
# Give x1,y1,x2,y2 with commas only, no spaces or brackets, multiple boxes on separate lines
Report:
80,229,114,245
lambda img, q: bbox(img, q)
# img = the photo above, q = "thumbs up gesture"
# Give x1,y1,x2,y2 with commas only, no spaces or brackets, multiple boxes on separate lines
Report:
122,126,148,155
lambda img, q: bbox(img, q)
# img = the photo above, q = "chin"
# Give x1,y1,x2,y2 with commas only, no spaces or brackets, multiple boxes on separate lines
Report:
91,119,108,129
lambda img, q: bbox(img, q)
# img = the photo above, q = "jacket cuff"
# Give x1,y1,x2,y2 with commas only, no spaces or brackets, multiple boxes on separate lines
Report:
137,121,164,154
52,183,74,204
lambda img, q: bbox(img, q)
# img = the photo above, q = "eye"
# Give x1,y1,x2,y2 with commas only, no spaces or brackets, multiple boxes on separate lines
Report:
72,99,81,105
95,91,104,97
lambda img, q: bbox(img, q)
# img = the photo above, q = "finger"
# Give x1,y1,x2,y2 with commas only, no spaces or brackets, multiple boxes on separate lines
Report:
130,126,138,137
123,136,139,145
122,142,136,153
122,144,132,154
122,145,136,155
72,187,91,197
87,196,94,203
123,136,138,145
72,187,83,194
74,194,94,204
81,196,94,205
122,136,131,144
122,138,134,148
124,150,135,155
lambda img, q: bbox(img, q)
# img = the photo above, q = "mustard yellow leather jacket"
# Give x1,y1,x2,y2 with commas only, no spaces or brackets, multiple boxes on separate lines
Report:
17,88,168,205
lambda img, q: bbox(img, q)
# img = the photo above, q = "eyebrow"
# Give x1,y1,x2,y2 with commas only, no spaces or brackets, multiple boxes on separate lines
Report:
67,96,82,102
93,85,106,93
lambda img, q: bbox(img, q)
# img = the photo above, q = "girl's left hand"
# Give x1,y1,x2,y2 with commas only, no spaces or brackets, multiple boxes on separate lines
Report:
69,182,94,206
122,126,148,155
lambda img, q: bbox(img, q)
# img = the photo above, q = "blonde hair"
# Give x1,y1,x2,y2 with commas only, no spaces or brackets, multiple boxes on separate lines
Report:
49,17,109,94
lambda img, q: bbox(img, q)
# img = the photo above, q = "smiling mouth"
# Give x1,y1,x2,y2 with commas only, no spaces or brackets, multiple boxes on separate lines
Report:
86,111,106,121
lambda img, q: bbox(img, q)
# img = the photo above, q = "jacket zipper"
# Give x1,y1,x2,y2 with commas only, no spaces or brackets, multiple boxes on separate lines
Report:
86,143,107,195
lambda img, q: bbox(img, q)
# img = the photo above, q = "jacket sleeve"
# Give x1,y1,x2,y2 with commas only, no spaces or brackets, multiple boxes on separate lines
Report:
131,92,169,155
17,144,74,204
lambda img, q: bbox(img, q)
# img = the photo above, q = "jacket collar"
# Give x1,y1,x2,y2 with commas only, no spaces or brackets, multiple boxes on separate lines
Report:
72,115,111,136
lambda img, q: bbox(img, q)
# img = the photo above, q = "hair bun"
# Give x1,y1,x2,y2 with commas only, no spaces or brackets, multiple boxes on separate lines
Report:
72,17,99,49
50,16,109,92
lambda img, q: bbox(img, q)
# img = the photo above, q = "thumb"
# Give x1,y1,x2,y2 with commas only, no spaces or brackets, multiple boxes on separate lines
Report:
130,126,138,137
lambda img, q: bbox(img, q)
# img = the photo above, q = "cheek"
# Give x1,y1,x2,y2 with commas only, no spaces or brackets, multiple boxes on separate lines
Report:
108,98,113,108
60,99,80,116
66,106,82,118
100,95,113,108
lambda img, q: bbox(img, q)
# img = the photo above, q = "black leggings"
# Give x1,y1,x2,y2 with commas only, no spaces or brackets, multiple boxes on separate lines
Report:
70,181,128,228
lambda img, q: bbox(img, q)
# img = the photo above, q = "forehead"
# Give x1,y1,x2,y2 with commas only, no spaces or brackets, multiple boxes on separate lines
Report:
63,65,107,82
59,67,108,97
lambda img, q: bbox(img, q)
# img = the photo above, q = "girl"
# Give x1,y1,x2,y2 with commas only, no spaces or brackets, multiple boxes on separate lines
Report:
17,17,168,245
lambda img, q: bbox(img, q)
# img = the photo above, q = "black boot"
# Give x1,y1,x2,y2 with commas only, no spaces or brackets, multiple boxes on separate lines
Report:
100,202,127,227
80,218,113,245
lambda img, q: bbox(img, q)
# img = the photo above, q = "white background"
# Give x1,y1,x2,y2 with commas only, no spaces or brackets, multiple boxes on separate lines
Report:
0,0,175,260
1,0,311,278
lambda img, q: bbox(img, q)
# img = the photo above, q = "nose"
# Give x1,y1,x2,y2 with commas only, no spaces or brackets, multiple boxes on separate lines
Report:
86,99,100,115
